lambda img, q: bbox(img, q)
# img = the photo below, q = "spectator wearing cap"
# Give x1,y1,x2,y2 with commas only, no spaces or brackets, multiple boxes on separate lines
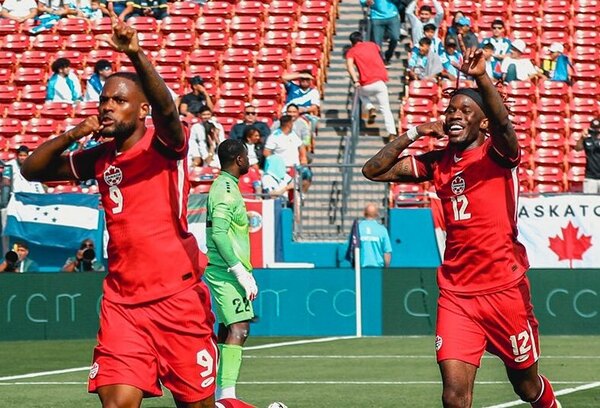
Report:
229,104,271,142
0,241,39,273
360,0,401,64
46,58,82,103
483,19,512,61
407,37,443,81
120,0,168,20
2,146,45,195
179,76,213,118
406,0,444,48
346,31,397,139
282,70,321,132
541,42,573,83
575,118,600,194
445,16,478,50
0,0,38,23
501,39,543,82
481,40,502,80
439,36,464,81
84,59,113,102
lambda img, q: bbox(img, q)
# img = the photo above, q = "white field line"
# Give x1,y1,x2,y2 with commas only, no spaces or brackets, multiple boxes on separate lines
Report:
0,367,90,382
485,381,600,408
244,355,600,359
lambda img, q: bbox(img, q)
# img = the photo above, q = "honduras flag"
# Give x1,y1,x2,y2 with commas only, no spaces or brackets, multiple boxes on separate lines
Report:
4,193,100,249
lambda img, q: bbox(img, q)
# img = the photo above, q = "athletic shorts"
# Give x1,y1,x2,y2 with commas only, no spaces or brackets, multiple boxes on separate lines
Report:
88,282,218,403
203,265,255,326
435,277,540,370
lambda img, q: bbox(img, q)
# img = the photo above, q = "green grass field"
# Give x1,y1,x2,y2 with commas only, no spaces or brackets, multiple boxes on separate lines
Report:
0,336,599,407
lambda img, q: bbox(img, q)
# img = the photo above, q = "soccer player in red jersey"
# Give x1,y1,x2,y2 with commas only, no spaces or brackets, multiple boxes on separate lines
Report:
363,37,561,408
21,12,217,408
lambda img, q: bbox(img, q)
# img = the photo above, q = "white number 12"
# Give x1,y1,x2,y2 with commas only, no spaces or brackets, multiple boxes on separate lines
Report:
451,195,471,221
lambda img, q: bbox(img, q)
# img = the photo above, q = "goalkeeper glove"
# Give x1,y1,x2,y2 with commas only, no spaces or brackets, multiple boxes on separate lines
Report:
228,262,258,301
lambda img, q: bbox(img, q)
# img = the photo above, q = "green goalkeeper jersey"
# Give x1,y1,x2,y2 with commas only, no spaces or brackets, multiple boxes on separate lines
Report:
206,171,252,271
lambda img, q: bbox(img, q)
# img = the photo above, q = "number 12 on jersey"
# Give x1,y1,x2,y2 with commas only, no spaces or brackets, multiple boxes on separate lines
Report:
451,195,471,221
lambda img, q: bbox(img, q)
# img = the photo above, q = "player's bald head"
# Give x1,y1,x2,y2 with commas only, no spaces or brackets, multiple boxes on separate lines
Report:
105,72,147,102
364,203,379,219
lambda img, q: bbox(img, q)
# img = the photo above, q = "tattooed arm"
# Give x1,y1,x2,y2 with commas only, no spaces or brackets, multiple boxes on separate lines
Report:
362,120,445,182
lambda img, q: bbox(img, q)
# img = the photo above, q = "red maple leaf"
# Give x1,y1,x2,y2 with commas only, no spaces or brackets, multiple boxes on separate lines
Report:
548,221,593,268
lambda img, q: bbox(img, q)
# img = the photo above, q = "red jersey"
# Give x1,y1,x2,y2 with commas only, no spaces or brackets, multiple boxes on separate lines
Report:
70,128,207,304
346,42,389,86
412,137,529,295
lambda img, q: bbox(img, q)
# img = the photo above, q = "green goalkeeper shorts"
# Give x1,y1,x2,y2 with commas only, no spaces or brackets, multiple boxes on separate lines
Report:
203,265,255,326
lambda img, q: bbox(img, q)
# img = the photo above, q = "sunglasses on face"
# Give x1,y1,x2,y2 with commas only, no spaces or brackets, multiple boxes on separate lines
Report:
492,26,503,30
245,111,256,115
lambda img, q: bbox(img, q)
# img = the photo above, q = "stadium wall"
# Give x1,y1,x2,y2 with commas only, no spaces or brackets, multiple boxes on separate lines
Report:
1,268,598,341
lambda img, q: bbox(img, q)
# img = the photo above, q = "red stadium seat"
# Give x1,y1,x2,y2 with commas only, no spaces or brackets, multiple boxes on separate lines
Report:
262,30,293,50
289,47,324,66
221,48,255,67
533,149,565,168
570,46,600,64
55,17,90,35
230,16,263,34
150,49,185,69
159,16,194,34
137,32,163,50
187,49,223,69
572,30,600,47
254,99,279,117
401,97,435,116
13,67,46,86
230,31,262,50
297,15,329,33
510,115,533,135
256,47,288,67
39,102,74,120
569,113,596,135
0,51,16,70
390,183,425,207
128,16,159,33
219,81,250,101
569,97,600,116
196,32,229,51
540,14,570,33
168,1,201,18
0,18,19,36
516,132,533,150
63,34,96,52
541,0,572,15
0,68,11,85
509,14,538,32
185,65,218,83
31,34,63,52
164,32,196,51
535,115,567,135
22,118,58,138
507,97,535,118
74,101,99,118
17,50,50,68
268,1,299,17
294,30,327,50
155,65,182,83
0,85,18,104
252,64,284,82
574,0,600,13
537,80,570,101
214,99,244,117
7,134,43,150
566,149,587,167
54,50,85,69
195,16,228,33
571,63,600,82
400,114,430,130
90,17,112,35
480,0,509,18
510,0,540,15
448,0,477,19
566,166,586,192
219,65,251,83
571,81,600,99
20,84,47,104
202,1,234,19
506,81,537,102
536,98,568,117
0,118,23,138
534,132,566,150
252,81,283,101
408,79,439,101
234,1,266,18
1,34,30,52
539,31,570,50
264,15,295,32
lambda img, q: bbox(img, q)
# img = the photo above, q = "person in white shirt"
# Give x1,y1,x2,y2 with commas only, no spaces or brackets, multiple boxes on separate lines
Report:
501,39,544,82
84,59,113,102
46,58,82,103
0,0,38,22
188,107,226,169
2,146,45,194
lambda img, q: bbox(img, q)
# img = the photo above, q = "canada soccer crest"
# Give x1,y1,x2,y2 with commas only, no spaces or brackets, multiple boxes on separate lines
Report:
451,175,466,195
103,165,123,186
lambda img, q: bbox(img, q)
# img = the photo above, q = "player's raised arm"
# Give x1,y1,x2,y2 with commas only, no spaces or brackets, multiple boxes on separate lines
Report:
362,121,445,182
455,35,519,161
21,117,103,182
97,11,184,151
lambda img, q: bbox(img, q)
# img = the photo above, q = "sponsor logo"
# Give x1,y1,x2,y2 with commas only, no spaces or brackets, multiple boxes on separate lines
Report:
103,165,123,186
451,176,466,195
247,210,263,233
514,354,530,363
453,154,463,163
89,362,99,379
435,335,443,351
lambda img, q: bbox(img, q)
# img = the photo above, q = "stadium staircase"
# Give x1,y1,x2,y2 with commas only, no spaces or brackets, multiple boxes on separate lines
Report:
295,0,409,241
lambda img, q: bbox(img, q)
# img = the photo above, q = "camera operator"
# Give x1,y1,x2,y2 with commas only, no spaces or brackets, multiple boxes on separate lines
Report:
0,241,39,273
62,239,105,273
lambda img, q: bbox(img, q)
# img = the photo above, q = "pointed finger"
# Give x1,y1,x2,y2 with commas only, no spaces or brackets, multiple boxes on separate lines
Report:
108,8,119,25
95,34,116,48
457,33,467,56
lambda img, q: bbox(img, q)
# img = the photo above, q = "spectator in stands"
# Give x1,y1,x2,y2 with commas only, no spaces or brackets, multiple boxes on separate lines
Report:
261,154,293,203
422,23,442,55
120,0,168,21
440,36,464,81
46,57,82,103
264,115,312,194
189,107,225,168
406,0,443,48
407,37,442,81
0,0,38,22
179,76,213,118
346,31,397,140
242,126,265,170
62,238,105,272
445,16,478,50
84,59,113,102
75,0,107,20
282,70,321,131
238,164,262,198
484,19,511,62
2,146,45,194
0,241,39,273
273,104,313,156
501,39,544,82
356,203,392,268
360,0,400,64
105,0,127,17
445,11,465,42
541,42,573,84
229,103,271,142
481,40,502,80
574,118,600,194
32,0,78,34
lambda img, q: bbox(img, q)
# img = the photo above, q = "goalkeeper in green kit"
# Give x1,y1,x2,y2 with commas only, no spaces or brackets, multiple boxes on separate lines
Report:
205,139,258,401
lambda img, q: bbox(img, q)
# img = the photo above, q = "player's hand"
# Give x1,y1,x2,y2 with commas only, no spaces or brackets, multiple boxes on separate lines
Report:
417,120,446,139
69,116,104,141
229,262,258,301
95,10,140,55
451,34,486,78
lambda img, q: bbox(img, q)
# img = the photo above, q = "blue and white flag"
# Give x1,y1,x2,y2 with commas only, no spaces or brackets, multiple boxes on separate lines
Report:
4,193,100,249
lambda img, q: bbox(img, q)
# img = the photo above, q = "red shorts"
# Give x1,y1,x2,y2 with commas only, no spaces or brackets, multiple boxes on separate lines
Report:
88,282,217,403
435,277,540,370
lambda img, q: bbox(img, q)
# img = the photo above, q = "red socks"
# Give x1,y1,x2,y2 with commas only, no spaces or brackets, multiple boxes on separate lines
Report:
531,375,559,408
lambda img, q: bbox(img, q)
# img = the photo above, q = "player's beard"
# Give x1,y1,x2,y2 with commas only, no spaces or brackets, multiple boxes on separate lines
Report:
239,163,250,176
102,120,137,140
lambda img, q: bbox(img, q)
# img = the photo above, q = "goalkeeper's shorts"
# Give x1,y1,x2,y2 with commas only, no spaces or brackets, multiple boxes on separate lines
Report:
204,264,255,326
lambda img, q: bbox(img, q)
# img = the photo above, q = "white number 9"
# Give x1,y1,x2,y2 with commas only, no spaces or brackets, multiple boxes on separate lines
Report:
109,185,123,214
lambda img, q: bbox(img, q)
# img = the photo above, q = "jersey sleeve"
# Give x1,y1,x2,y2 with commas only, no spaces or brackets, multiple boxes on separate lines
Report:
69,143,108,181
153,122,189,160
412,150,441,181
381,230,392,254
487,137,521,168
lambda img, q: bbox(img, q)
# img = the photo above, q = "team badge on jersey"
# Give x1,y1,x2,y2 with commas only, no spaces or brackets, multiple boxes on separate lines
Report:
89,362,99,379
103,165,123,186
435,335,443,351
451,176,466,195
